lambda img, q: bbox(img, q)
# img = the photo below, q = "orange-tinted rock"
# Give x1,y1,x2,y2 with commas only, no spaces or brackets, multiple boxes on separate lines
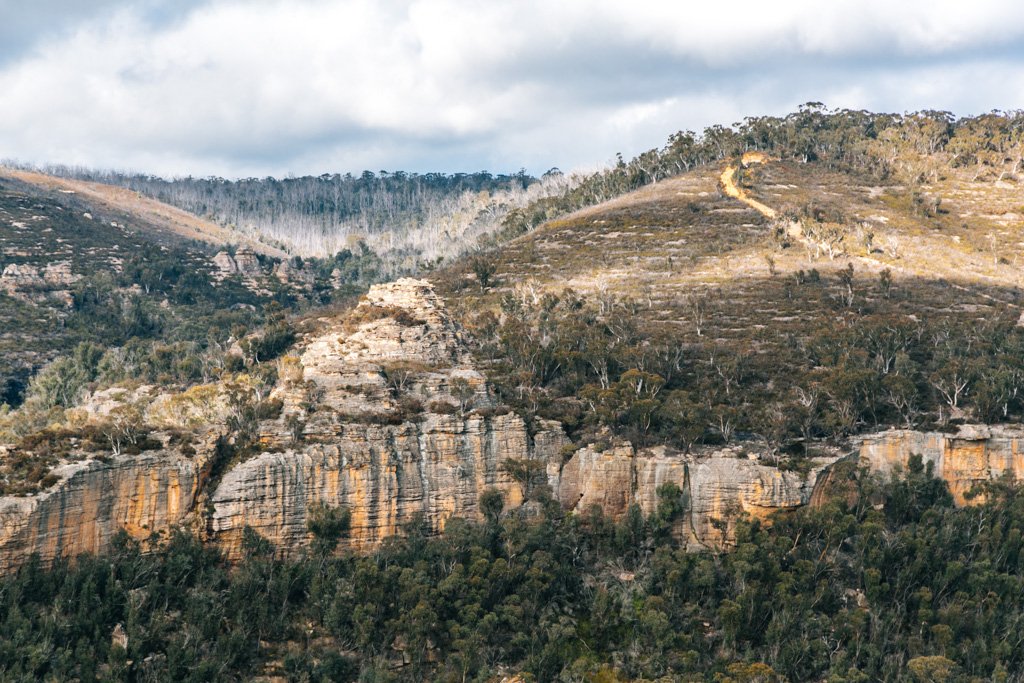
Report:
0,449,206,572
554,443,836,550
209,412,557,559
859,426,1024,504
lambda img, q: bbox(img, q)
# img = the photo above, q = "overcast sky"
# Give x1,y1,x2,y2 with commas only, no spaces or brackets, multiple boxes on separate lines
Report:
1,0,1023,179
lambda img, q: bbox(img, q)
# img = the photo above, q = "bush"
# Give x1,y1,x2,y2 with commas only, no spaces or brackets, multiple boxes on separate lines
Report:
428,400,458,415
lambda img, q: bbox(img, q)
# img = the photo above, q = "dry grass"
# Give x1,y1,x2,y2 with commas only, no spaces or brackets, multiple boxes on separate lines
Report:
0,166,287,257
434,159,1024,381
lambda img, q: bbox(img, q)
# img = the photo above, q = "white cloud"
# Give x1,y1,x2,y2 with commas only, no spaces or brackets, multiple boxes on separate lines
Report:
0,0,1022,177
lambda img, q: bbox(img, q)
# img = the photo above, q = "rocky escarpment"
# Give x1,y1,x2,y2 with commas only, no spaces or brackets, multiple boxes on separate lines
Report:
0,260,79,306
859,425,1024,504
11,278,1019,570
207,279,566,558
212,248,318,292
0,279,566,567
210,413,545,558
555,441,837,550
0,448,208,572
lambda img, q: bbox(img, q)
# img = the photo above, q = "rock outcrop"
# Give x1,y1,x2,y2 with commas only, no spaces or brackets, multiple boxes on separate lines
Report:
210,412,546,558
0,448,208,572
212,248,266,281
11,278,1017,571
207,277,563,558
554,441,837,550
859,425,1024,504
273,259,316,290
0,278,564,568
0,261,79,306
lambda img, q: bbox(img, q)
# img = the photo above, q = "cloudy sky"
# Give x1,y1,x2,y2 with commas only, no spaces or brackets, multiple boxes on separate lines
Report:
1,0,1023,178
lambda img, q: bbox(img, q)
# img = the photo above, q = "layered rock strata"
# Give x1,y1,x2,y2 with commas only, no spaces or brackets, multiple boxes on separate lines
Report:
210,413,545,559
0,279,565,567
859,425,1024,504
555,442,836,550
0,261,79,306
0,449,207,572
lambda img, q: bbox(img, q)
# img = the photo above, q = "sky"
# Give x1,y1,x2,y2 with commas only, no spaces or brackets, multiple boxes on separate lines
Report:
1,0,1023,179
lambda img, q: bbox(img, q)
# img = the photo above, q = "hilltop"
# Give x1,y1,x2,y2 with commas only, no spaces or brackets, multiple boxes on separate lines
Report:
435,114,1024,458
3,106,1024,681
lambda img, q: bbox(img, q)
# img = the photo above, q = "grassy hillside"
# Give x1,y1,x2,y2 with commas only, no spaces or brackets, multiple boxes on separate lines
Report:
0,172,306,410
435,154,1024,455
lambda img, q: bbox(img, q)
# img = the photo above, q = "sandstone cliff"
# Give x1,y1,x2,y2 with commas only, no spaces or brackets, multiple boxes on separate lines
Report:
555,441,836,550
210,413,544,559
204,278,566,558
0,279,566,566
859,425,1024,504
8,278,1015,570
0,448,207,572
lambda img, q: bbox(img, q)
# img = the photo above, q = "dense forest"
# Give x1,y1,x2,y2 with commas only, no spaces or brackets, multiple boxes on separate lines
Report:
2,464,1023,682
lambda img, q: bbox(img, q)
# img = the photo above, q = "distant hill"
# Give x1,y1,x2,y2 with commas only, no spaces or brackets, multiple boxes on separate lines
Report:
46,166,577,269
0,167,285,257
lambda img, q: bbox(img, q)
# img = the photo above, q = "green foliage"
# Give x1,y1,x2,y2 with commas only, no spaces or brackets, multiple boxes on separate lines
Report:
21,342,103,410
466,287,1024,454
469,253,497,289
2,471,1022,681
479,488,505,525
307,504,352,556
240,321,296,365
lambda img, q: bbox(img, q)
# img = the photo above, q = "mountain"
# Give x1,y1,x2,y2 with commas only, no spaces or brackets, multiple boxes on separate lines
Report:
2,107,1024,680
5,112,1024,563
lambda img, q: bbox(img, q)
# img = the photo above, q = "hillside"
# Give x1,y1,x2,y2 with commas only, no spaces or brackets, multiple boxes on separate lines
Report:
48,166,579,269
435,151,1024,456
0,167,379,410
0,167,285,257
3,108,1024,681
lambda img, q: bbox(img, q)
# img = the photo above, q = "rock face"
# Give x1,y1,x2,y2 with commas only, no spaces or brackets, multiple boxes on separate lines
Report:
0,449,207,572
0,261,79,306
212,251,240,276
207,278,564,558
13,277,1017,570
859,426,1024,504
210,413,544,558
212,248,266,280
233,248,263,276
554,442,836,550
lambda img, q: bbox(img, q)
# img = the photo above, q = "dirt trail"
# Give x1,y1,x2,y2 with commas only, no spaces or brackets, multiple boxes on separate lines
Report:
717,155,1021,307
719,153,777,219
